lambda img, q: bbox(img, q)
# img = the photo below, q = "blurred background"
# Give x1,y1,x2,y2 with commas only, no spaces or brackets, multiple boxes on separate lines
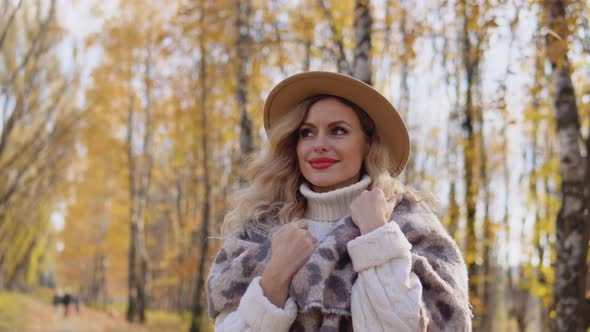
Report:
0,0,588,331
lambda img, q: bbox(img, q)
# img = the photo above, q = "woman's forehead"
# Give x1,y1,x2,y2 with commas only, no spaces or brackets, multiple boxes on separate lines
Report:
303,98,360,124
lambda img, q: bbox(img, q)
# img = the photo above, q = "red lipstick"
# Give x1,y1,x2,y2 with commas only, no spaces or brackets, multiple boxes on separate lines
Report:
309,157,338,169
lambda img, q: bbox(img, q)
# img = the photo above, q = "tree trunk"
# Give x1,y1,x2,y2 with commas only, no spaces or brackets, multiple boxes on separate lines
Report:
136,36,155,324
516,315,526,332
480,174,494,332
236,0,253,178
441,0,461,244
97,254,108,309
352,0,372,85
299,5,313,72
542,1,589,331
126,91,138,322
459,0,481,326
398,0,410,118
190,8,211,331
398,0,416,184
318,0,350,74
126,101,150,323
476,67,493,331
542,141,557,332
126,36,154,323
6,237,36,290
448,181,460,239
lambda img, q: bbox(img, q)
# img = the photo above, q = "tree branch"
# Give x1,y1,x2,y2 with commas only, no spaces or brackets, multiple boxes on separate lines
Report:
1,0,56,91
317,0,350,74
0,0,23,51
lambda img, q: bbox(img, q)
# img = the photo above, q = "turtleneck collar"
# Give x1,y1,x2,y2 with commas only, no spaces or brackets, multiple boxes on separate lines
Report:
299,175,372,222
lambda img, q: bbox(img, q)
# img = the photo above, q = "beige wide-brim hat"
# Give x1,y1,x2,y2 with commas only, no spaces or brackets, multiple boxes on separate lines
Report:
263,71,410,177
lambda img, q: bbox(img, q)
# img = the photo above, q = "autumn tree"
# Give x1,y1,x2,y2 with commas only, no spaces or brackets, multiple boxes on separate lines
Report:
79,0,176,322
236,0,254,179
0,0,79,290
541,1,589,331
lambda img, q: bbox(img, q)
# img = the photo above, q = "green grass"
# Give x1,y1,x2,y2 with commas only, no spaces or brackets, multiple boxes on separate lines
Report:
0,292,30,331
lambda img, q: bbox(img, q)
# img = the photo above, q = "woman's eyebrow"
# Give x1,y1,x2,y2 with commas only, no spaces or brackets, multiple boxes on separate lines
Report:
329,120,352,127
300,120,352,128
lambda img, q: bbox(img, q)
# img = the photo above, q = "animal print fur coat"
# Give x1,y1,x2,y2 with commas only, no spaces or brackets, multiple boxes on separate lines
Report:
207,199,472,331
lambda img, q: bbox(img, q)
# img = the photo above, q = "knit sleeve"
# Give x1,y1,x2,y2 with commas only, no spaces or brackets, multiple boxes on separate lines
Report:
346,221,425,332
214,276,298,331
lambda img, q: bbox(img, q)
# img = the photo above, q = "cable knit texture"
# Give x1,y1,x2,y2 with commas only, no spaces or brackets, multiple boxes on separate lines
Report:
346,221,412,272
207,177,472,331
213,276,298,331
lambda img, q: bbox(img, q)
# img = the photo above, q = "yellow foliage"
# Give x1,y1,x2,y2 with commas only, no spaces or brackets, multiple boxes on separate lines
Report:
0,0,583,325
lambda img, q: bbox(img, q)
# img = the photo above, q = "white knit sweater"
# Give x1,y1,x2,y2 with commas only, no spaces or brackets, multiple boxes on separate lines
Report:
214,176,423,331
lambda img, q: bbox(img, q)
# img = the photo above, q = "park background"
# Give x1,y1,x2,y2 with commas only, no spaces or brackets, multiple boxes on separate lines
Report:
0,0,589,331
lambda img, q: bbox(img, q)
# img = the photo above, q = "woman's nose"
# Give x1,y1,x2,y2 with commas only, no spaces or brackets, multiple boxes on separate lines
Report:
313,134,329,152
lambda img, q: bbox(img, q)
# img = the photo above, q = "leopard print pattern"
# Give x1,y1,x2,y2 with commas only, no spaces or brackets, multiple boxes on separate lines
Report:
289,217,359,316
207,199,472,331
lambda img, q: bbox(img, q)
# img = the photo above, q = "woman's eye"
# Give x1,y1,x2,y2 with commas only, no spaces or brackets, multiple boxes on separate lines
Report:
333,127,348,135
299,128,313,137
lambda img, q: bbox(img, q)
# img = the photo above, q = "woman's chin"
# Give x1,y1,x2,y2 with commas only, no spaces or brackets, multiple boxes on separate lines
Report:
306,177,343,192
305,176,330,187
304,169,361,191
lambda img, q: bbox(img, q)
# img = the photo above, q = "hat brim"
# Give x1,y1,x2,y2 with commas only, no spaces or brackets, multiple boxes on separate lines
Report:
263,71,410,177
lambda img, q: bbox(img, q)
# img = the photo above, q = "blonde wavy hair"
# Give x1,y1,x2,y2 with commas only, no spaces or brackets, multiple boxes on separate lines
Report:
221,95,435,237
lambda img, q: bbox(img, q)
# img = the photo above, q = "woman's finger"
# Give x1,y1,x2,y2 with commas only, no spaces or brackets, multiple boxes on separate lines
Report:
310,234,318,244
387,194,402,211
273,221,291,237
292,218,309,229
387,194,402,204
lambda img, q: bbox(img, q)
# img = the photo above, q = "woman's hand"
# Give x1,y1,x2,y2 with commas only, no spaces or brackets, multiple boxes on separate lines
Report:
350,188,401,235
260,218,317,308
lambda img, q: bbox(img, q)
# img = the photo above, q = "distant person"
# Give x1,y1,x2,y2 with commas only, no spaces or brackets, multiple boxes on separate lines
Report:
62,292,72,317
74,295,81,314
52,292,62,318
52,293,61,307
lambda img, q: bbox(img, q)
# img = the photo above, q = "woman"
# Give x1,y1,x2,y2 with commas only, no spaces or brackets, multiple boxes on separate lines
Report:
207,72,471,331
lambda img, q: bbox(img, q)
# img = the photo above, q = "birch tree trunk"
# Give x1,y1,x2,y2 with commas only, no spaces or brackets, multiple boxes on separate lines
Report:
542,1,589,331
126,36,154,324
398,1,416,184
236,0,253,175
189,6,211,331
137,38,154,324
318,0,350,74
440,0,461,243
477,100,494,332
352,0,372,85
126,91,138,322
458,2,481,326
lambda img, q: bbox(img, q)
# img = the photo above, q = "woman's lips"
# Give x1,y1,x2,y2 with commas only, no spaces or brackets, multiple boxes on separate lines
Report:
309,158,338,169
